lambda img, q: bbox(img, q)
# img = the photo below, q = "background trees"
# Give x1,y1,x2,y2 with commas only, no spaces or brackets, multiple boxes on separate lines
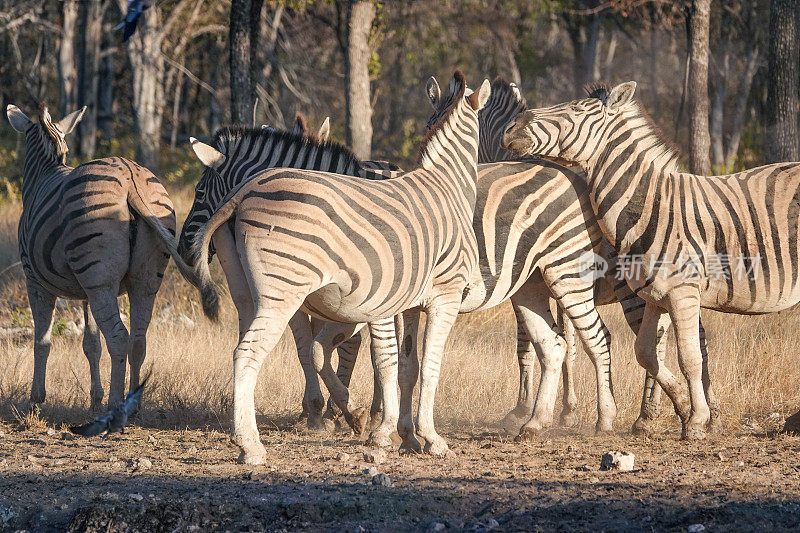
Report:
0,0,797,184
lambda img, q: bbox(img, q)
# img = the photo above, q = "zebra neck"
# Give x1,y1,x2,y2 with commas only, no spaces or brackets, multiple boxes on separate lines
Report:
583,113,678,250
418,106,479,205
21,140,65,202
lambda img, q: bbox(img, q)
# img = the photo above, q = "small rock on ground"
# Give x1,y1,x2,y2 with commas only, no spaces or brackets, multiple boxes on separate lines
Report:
600,451,635,472
371,473,393,487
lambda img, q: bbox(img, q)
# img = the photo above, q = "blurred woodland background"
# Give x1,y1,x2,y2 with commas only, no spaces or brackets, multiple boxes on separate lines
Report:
0,0,798,192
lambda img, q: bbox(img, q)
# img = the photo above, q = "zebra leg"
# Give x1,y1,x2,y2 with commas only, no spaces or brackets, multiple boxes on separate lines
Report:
369,314,403,430
323,329,366,427
398,309,422,453
288,312,327,430
700,320,721,433
86,290,129,406
365,317,401,448
554,292,616,434
127,287,158,393
634,302,692,428
513,286,569,440
622,298,665,436
214,225,254,342
27,281,56,406
311,321,369,437
664,288,710,440
233,303,303,465
81,302,103,410
415,293,462,456
498,302,537,432
558,309,579,428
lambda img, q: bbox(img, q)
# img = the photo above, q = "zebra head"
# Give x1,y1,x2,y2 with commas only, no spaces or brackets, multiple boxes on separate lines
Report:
179,116,333,265
6,103,86,165
501,81,637,165
179,136,227,264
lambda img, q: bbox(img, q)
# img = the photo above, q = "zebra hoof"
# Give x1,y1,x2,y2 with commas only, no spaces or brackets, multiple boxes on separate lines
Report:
707,415,723,434
236,441,268,465
631,417,654,437
560,411,579,428
681,424,708,441
346,407,370,439
594,421,615,435
514,426,543,442
399,433,423,454
499,408,531,433
366,428,400,448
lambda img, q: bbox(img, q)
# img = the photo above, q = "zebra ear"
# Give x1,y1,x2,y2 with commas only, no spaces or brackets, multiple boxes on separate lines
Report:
469,79,492,111
189,137,226,168
606,81,637,111
57,106,86,135
316,117,330,142
6,104,32,133
426,77,441,108
292,113,308,136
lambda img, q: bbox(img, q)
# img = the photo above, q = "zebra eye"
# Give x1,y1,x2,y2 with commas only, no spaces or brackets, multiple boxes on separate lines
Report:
569,103,583,113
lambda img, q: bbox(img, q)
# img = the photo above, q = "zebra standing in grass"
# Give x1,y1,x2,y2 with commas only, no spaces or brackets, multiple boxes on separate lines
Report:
7,104,195,408
387,76,720,441
181,113,393,432
501,81,798,439
187,71,490,463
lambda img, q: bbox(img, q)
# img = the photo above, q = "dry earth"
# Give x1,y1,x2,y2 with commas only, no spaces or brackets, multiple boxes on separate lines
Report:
1,416,800,532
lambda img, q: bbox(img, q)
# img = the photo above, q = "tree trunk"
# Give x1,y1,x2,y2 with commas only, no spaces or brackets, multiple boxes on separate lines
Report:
687,0,712,175
344,1,375,159
57,0,78,118
725,44,760,167
709,30,730,169
98,48,114,141
765,0,800,163
76,0,103,158
125,7,164,171
229,0,252,125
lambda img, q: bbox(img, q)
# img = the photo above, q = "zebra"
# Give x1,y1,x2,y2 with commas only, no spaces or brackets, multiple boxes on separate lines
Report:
186,71,490,463
458,76,718,436
182,113,395,433
500,81,793,440
6,103,195,408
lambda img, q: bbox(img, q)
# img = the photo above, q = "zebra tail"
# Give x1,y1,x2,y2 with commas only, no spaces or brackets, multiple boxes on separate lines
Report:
192,197,240,321
126,175,200,289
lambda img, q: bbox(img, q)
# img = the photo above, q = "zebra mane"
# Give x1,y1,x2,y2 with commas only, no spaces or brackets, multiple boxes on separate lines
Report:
585,82,683,170
37,103,69,165
211,124,362,171
417,69,469,167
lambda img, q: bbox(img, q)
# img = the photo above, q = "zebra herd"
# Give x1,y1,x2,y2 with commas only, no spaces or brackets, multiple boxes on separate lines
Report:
6,70,797,465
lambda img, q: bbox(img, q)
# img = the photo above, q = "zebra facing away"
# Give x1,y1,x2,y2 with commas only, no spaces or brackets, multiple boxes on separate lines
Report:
6,104,195,408
501,81,800,439
188,71,490,463
181,113,391,433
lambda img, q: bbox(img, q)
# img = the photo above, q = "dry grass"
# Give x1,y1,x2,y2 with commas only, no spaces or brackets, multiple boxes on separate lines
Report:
0,186,798,436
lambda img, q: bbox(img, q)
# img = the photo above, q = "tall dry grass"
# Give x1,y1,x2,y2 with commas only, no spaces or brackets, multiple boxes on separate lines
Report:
0,185,798,435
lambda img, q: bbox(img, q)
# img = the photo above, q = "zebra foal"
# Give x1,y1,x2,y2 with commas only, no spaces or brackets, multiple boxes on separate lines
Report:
502,81,797,439
188,71,489,463
7,104,194,408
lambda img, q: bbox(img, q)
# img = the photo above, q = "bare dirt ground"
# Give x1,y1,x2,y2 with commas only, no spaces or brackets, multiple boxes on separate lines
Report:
1,415,800,532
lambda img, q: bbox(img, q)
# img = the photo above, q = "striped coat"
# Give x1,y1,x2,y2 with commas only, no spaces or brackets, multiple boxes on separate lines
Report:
501,81,795,439
7,104,192,408
187,71,490,463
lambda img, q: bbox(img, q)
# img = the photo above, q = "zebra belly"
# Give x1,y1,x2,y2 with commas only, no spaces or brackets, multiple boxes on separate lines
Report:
301,284,419,323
